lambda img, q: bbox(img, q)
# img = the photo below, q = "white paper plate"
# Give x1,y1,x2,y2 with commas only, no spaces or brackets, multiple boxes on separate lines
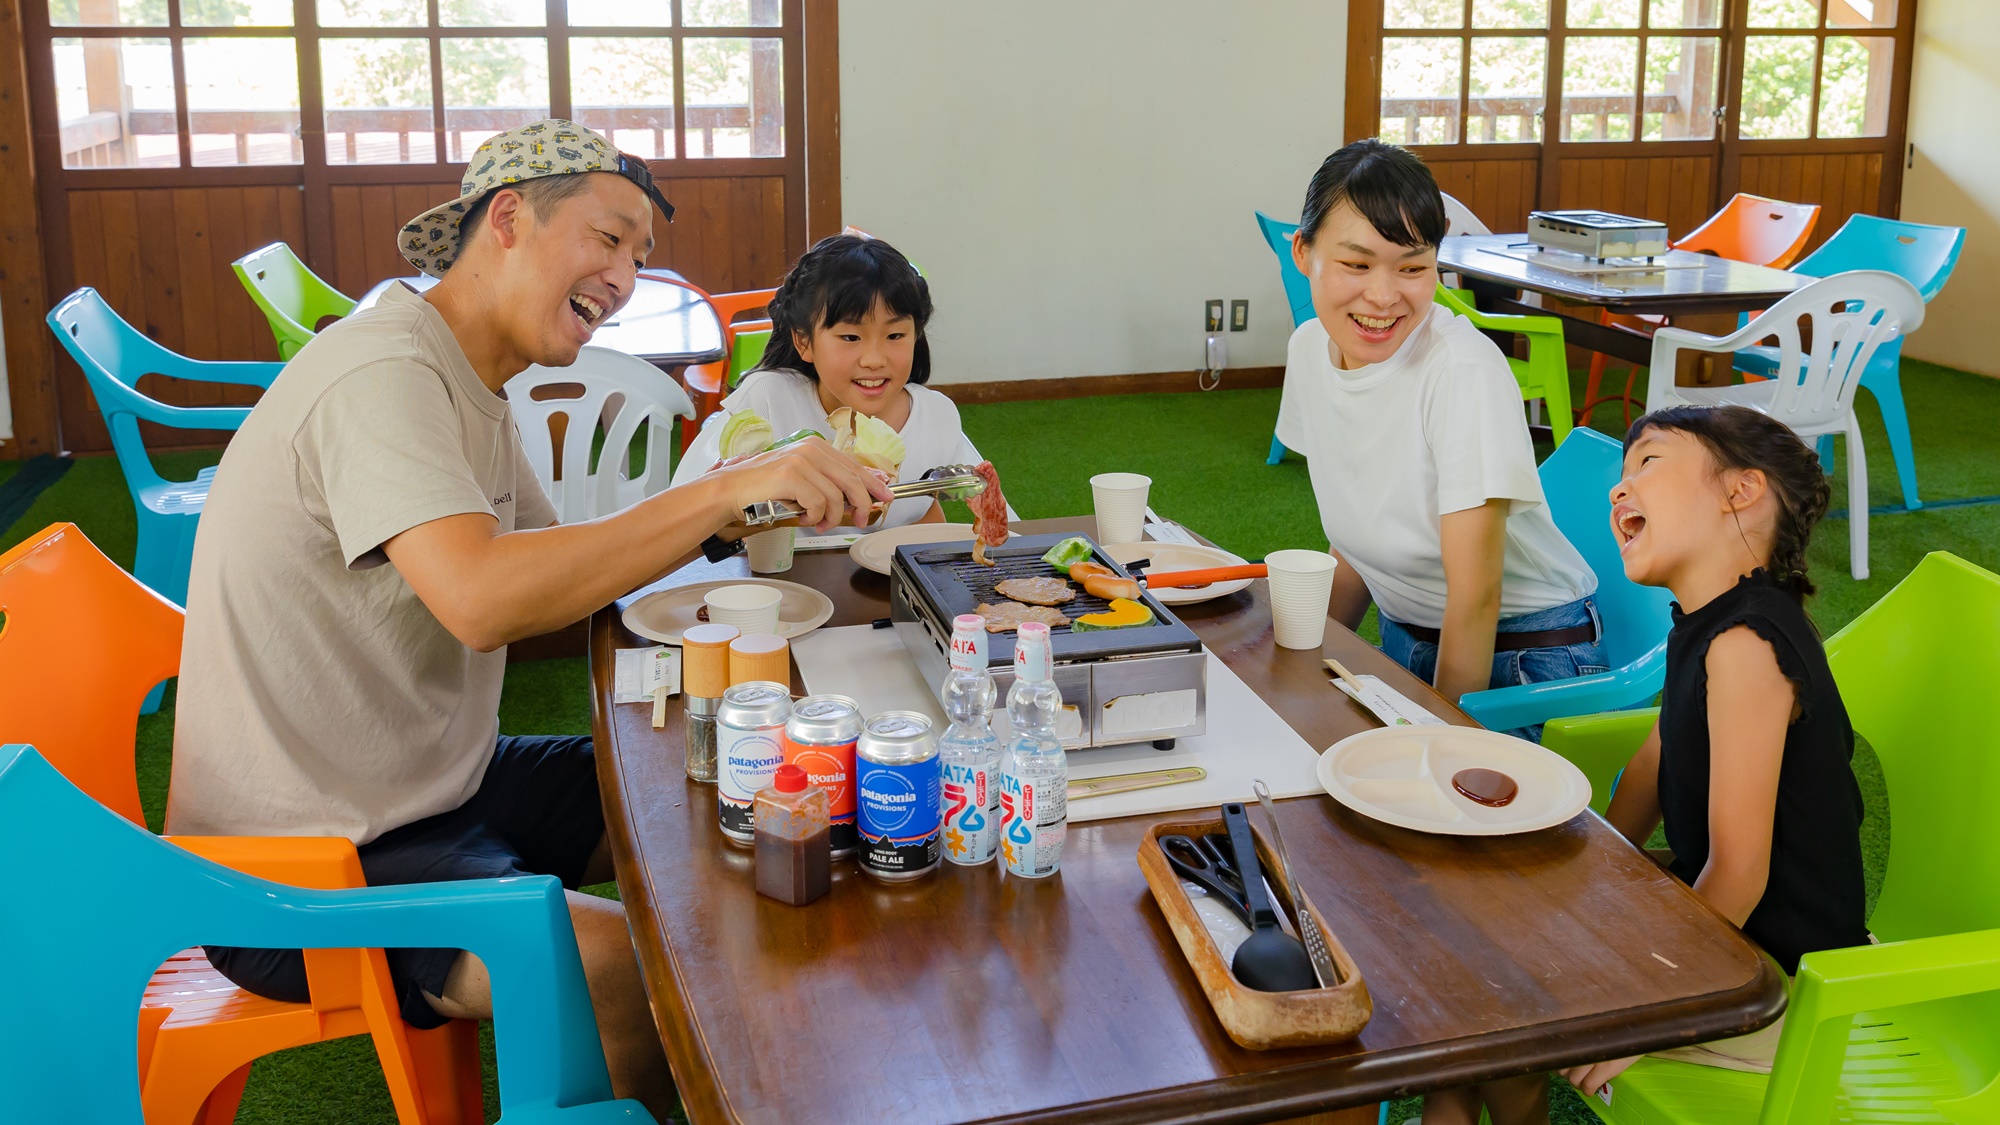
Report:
621,579,835,645
849,523,1015,575
1317,725,1591,835
1104,542,1253,605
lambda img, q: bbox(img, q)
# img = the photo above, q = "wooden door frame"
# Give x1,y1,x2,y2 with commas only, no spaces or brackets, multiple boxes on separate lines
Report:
0,0,840,459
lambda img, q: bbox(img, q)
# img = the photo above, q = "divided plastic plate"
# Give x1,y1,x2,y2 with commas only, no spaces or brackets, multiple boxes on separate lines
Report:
1317,726,1591,836
849,523,1017,575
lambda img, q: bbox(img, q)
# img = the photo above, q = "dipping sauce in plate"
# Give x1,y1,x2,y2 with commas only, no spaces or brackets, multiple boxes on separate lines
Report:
1452,768,1519,808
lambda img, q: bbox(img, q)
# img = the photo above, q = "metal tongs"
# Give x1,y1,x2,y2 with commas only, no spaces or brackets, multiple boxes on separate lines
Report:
739,463,987,526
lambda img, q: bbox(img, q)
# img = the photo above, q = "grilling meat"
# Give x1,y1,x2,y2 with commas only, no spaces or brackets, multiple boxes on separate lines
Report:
976,601,1071,633
968,461,1010,565
993,577,1076,606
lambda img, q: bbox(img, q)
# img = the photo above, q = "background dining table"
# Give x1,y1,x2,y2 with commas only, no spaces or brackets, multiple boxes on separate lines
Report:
589,516,1786,1125
354,270,726,370
1439,232,1811,368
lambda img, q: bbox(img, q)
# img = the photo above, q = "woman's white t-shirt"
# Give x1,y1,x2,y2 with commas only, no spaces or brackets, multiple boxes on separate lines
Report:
1274,306,1595,630
672,368,986,530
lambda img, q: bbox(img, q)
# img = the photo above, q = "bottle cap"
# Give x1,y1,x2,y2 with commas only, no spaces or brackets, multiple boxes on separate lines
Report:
1015,620,1052,681
949,614,988,673
682,623,740,698
729,632,791,686
773,762,808,793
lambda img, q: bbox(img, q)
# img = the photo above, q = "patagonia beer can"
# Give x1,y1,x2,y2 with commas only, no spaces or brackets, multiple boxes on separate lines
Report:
855,710,942,881
782,693,862,857
716,681,792,846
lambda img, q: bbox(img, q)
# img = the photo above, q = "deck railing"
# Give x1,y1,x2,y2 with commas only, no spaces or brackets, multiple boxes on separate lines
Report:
1381,94,1688,143
60,103,755,166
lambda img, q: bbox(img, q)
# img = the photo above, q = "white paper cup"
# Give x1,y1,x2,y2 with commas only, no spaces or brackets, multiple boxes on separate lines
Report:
744,527,796,574
1090,472,1152,545
704,584,783,635
1265,549,1340,650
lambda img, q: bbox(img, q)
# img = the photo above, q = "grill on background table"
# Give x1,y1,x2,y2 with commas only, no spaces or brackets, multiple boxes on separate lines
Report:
890,532,1207,749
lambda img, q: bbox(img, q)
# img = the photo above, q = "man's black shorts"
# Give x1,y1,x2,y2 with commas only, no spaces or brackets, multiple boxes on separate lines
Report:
206,734,604,1029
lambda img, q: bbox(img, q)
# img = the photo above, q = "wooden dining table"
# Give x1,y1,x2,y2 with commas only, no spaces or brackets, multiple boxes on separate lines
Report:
355,271,726,369
589,516,1785,1125
1439,232,1810,368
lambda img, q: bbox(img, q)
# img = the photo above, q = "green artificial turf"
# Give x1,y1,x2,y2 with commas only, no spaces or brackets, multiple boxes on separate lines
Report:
9,354,2000,1125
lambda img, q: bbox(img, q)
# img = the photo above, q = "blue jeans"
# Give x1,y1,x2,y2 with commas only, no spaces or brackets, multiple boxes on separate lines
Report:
1379,596,1607,741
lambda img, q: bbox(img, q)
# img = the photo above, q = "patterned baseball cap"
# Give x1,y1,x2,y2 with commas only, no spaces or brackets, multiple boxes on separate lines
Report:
399,118,676,277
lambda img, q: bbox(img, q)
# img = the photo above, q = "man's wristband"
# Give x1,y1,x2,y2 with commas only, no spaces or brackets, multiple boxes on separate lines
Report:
701,533,745,563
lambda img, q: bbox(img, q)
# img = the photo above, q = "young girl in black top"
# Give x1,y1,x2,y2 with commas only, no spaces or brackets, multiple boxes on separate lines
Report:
1561,404,1868,1099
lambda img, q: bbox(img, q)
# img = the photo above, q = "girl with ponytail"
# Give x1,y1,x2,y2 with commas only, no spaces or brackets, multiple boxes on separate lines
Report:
1563,405,1867,1095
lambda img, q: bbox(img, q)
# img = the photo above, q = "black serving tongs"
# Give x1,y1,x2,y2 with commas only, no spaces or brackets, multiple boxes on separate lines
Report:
739,463,987,527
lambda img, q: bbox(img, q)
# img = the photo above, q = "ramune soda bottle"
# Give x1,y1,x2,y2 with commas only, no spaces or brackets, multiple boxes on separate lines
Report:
939,614,1001,866
999,620,1067,878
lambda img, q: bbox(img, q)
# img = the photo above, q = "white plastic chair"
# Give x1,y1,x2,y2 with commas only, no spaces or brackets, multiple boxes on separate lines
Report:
506,346,696,523
1441,191,1492,236
1644,270,1925,581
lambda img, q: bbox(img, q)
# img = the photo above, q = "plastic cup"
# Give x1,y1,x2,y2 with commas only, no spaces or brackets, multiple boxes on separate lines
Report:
705,584,783,636
1264,549,1340,650
1090,472,1152,545
745,527,797,574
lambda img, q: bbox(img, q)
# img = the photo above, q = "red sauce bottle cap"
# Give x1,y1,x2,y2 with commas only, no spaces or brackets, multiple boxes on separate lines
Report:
773,763,808,793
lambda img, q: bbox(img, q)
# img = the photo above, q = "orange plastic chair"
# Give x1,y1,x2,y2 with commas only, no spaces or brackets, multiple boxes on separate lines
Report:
641,271,777,445
0,524,483,1125
1578,194,1822,428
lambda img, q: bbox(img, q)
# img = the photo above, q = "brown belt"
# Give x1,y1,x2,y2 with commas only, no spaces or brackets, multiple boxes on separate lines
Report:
1395,621,1598,651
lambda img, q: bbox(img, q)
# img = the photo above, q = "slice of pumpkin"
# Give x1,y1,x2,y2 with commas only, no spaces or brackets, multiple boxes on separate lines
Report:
1071,597,1155,632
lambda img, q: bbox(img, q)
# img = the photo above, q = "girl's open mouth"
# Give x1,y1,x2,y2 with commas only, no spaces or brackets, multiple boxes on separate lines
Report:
851,376,890,394
1613,504,1647,554
1347,311,1403,345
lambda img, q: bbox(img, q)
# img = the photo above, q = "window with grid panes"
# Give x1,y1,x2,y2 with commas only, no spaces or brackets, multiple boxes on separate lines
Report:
45,0,788,169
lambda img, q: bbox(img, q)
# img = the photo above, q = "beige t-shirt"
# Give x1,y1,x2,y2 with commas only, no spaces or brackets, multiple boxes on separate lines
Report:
167,282,558,845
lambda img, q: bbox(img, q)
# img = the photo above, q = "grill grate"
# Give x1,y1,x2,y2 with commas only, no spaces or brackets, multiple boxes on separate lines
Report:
935,551,1117,631
892,531,1202,664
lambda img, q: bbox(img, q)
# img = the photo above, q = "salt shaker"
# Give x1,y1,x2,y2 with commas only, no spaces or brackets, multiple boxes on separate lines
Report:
681,623,739,782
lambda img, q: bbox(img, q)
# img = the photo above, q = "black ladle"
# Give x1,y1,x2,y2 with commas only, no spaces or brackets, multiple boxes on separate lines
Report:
1222,802,1321,993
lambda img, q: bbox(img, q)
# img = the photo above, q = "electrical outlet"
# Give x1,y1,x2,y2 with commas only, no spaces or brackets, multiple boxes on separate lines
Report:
1205,299,1225,333
1230,299,1249,332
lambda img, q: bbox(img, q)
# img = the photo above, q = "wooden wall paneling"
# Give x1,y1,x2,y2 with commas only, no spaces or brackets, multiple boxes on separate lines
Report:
0,0,58,457
1425,159,1537,233
357,187,404,293
728,176,786,290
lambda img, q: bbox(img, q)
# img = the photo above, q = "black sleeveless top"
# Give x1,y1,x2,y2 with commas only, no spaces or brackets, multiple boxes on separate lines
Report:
1658,570,1868,973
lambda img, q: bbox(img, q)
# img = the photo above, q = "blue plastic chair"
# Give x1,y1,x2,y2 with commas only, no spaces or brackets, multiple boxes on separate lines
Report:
1734,214,1964,511
1256,212,1317,465
1457,428,1676,736
45,288,281,610
0,742,654,1125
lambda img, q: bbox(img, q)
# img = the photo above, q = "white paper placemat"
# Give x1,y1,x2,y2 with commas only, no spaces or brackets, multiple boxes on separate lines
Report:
791,625,1323,822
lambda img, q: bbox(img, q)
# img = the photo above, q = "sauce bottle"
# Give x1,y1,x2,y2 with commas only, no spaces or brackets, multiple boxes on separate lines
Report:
754,763,831,906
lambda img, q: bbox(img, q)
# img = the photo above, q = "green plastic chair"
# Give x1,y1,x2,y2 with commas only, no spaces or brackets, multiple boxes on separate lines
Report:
1432,285,1573,445
232,242,357,360
726,325,772,390
1544,551,2000,1123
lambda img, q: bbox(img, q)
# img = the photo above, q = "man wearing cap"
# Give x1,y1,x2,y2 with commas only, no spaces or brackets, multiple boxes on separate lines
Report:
167,120,882,1114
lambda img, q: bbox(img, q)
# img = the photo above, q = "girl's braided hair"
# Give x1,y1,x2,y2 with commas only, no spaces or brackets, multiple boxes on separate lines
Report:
1625,405,1831,605
756,233,933,384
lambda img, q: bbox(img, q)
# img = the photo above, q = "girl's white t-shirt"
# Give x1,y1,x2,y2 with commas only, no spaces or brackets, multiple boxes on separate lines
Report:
1274,306,1595,630
672,368,986,530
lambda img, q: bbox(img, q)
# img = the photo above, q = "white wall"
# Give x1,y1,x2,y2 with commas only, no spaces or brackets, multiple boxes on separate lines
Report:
839,1,1349,383
1901,0,2000,377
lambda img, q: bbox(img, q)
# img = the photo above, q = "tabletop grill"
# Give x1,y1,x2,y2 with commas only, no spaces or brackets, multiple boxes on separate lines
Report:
1527,210,1671,261
890,532,1207,750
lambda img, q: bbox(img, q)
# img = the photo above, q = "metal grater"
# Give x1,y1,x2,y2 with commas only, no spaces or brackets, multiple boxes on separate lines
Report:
1293,887,1342,989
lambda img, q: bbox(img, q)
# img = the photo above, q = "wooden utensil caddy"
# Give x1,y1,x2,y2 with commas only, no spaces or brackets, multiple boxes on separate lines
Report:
1137,816,1372,1049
